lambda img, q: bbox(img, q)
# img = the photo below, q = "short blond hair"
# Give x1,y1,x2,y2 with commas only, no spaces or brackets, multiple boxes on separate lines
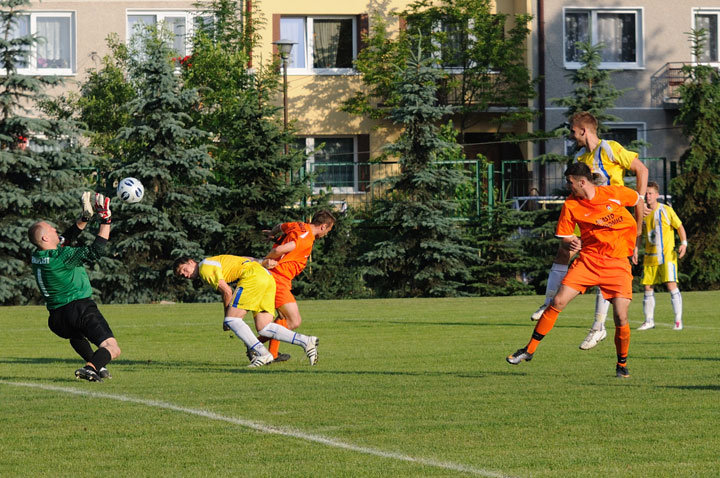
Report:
569,112,598,134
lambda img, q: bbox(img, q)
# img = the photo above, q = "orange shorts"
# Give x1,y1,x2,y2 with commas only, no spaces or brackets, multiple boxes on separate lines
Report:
271,274,295,308
562,252,633,300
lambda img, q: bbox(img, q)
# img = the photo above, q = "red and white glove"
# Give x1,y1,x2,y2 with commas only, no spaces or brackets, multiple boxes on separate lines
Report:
95,193,112,224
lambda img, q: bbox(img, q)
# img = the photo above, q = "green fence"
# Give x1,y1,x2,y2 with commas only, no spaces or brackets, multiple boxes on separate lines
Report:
304,160,493,216
304,157,678,216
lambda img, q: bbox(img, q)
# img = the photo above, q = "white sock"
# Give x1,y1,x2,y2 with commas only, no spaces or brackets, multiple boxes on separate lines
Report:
643,291,655,323
593,288,610,330
259,322,310,348
224,317,270,355
670,289,683,322
544,263,569,306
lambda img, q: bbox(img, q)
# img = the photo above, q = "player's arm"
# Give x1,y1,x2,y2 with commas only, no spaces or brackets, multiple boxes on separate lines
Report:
677,224,688,259
629,158,648,232
217,280,234,310
265,240,296,261
559,235,582,254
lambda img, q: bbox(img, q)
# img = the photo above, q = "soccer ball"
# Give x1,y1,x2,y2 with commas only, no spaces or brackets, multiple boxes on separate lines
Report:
116,177,144,203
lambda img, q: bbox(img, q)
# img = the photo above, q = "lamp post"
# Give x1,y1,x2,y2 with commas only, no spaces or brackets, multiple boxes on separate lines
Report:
272,39,296,154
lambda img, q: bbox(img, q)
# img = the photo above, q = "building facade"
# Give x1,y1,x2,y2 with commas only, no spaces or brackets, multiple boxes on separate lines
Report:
533,0,717,197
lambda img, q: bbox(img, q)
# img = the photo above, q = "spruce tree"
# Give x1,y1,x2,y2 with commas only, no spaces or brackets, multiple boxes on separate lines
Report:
671,29,720,289
361,51,477,297
0,0,96,305
98,25,221,303
183,0,309,258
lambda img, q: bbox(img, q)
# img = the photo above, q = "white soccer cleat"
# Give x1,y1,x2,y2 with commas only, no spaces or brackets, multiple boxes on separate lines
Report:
673,321,683,331
579,328,607,350
637,321,655,331
304,336,319,366
247,353,274,368
530,303,548,321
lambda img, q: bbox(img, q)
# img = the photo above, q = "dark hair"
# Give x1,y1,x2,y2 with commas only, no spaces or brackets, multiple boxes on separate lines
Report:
647,181,660,192
311,210,336,226
564,162,594,182
173,256,194,275
569,111,598,133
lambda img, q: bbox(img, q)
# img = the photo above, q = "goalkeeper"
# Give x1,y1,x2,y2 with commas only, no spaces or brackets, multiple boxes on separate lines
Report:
28,192,120,382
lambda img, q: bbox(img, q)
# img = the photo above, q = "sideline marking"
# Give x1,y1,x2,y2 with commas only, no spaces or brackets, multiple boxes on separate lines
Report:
1,380,511,478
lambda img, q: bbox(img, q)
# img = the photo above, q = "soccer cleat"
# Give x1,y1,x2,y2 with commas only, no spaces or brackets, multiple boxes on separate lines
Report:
506,347,533,364
673,321,683,331
97,367,112,379
579,328,607,350
530,303,548,321
304,336,319,366
616,364,630,378
273,353,291,363
75,367,103,382
637,321,655,331
246,347,259,362
247,353,274,368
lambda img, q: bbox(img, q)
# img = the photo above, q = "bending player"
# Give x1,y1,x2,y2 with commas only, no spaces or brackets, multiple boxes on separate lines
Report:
632,181,687,331
532,111,648,351
260,210,335,361
508,162,641,378
174,255,319,367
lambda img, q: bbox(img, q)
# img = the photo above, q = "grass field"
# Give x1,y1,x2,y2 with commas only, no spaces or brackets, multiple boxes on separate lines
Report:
1,292,719,477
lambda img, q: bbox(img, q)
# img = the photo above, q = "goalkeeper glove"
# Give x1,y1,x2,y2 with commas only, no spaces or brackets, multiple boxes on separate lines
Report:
94,193,112,224
80,191,94,222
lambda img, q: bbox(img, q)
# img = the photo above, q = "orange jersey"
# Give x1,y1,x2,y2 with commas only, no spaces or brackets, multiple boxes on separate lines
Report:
269,222,316,281
556,185,639,258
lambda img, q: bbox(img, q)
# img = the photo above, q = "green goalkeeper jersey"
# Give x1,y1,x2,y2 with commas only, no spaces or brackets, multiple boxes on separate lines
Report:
31,228,107,310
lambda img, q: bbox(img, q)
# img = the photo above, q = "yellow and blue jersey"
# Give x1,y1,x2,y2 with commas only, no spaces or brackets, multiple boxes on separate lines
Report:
642,204,683,267
575,140,638,186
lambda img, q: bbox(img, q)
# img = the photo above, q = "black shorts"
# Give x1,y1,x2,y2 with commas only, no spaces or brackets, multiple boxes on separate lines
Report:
48,298,114,347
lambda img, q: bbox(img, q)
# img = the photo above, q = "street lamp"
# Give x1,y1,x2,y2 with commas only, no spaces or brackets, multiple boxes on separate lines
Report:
272,39,296,154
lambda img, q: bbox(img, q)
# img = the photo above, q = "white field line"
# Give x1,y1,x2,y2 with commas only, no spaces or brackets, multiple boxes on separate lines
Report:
0,380,513,478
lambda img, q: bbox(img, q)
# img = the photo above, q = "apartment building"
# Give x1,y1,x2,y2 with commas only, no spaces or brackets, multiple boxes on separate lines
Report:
18,0,534,206
533,0,718,196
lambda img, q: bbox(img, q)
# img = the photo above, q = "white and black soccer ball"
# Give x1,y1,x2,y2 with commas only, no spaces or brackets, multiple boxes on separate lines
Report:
116,177,144,204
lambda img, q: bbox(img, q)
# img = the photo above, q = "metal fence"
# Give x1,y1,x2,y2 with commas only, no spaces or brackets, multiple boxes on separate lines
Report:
304,157,678,216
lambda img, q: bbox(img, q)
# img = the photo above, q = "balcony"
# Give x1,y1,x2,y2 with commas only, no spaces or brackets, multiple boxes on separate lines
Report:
651,62,688,109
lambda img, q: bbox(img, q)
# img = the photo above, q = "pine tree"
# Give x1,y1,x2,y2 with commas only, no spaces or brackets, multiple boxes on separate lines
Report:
96,25,221,303
0,0,96,305
361,50,477,297
671,29,720,289
183,0,310,258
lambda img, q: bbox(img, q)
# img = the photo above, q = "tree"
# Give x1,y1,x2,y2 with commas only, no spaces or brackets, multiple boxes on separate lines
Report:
344,0,537,139
92,25,222,303
361,51,477,297
0,0,96,305
671,29,720,289
183,0,310,259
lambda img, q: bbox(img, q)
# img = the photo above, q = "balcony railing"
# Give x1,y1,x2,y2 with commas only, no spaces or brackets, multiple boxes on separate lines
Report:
651,62,689,108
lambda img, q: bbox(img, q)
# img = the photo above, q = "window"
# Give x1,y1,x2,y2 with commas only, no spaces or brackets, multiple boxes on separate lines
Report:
564,8,643,69
299,136,369,193
694,10,720,63
127,11,209,57
1,12,75,75
280,16,357,74
405,16,474,70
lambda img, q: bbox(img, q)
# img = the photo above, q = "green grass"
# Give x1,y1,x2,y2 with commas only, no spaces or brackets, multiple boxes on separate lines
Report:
1,292,719,477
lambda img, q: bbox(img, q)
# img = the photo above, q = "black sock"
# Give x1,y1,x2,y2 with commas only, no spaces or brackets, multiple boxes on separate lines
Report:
89,347,112,371
70,338,94,362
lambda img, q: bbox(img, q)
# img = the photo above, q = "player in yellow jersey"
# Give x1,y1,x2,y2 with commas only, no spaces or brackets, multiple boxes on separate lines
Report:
531,112,648,350
174,255,319,367
632,182,687,330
